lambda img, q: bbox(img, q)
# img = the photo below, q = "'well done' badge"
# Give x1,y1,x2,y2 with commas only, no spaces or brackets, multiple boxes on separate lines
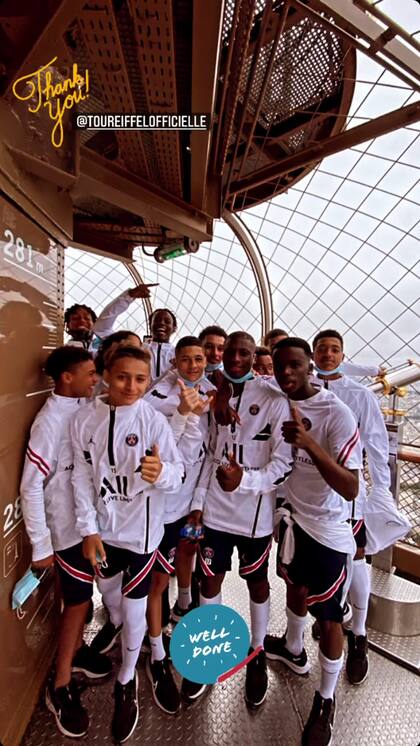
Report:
170,604,260,685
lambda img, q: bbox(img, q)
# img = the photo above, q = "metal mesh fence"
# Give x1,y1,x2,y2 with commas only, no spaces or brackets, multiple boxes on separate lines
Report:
398,454,420,548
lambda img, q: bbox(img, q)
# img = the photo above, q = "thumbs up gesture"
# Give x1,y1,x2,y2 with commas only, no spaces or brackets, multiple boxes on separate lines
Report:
140,443,162,483
177,379,201,415
216,452,243,492
281,405,312,449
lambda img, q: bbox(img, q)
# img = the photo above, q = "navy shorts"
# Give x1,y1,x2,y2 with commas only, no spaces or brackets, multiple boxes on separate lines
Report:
54,543,94,607
277,523,348,623
154,516,187,575
198,526,271,581
95,542,156,599
351,518,367,550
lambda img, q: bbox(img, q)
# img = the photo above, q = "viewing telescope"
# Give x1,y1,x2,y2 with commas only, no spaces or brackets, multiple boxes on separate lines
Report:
368,360,420,395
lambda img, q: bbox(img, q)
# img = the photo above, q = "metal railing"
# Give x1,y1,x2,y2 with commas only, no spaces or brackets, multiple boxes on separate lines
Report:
366,363,420,550
398,445,420,549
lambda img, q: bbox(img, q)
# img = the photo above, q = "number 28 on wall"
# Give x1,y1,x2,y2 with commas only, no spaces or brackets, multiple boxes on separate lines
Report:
3,497,23,536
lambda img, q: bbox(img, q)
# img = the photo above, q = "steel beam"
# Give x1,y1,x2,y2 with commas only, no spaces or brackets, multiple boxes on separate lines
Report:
223,210,273,339
4,0,85,95
290,0,420,91
190,0,224,212
72,225,134,261
77,147,213,243
237,0,290,180
224,0,274,197
229,100,420,196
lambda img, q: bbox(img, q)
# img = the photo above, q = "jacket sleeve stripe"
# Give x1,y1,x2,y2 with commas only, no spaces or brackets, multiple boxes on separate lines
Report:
27,446,50,474
337,429,359,467
26,449,49,477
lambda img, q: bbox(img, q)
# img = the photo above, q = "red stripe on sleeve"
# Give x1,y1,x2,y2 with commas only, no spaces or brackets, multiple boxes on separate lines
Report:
26,450,49,477
27,446,50,474
337,429,359,466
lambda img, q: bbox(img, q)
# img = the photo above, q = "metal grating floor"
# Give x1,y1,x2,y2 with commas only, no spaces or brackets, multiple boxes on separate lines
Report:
22,551,420,746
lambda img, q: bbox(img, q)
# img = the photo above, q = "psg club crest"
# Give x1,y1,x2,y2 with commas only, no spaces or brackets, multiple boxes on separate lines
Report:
249,404,260,415
301,417,312,431
126,433,139,446
202,547,214,564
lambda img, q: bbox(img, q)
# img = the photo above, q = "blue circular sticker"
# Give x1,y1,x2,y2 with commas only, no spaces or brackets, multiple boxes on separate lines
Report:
170,604,250,684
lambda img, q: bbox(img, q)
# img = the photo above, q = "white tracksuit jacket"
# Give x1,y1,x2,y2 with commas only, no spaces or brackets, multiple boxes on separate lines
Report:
340,361,380,378
70,397,184,554
191,377,293,538
20,393,84,561
66,289,136,353
144,369,215,523
143,341,176,381
316,374,392,520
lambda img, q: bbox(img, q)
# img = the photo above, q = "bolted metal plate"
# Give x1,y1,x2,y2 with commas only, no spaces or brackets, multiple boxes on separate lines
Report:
368,566,420,636
22,548,420,746
368,627,420,675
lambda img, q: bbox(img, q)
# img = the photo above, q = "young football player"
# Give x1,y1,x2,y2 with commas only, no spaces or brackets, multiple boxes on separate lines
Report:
20,347,112,738
312,329,406,684
144,308,177,380
253,346,274,377
144,336,214,714
198,325,227,385
65,285,151,352
70,346,184,742
183,331,293,708
266,338,362,746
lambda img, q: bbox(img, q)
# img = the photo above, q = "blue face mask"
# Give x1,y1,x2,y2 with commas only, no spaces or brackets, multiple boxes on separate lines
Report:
223,369,254,384
12,568,44,610
206,362,223,372
178,374,205,388
315,364,342,376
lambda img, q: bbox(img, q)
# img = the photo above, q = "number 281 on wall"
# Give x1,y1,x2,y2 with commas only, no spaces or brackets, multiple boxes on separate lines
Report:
3,229,44,275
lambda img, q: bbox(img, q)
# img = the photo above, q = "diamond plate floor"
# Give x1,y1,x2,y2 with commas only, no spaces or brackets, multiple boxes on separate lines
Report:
22,550,420,746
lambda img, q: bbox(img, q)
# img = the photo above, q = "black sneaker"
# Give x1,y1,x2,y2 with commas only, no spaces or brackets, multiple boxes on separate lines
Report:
346,631,369,685
312,602,352,641
90,620,123,654
171,600,194,622
264,634,310,674
146,656,180,714
71,643,113,678
45,678,89,738
181,677,207,703
111,673,139,743
302,691,335,746
245,648,268,708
